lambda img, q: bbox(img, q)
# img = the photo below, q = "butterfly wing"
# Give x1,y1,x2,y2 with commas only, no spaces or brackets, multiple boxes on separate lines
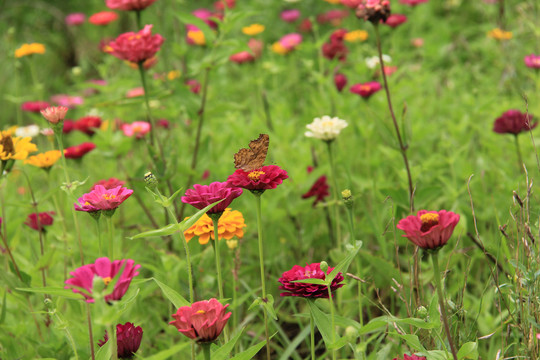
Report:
234,134,269,172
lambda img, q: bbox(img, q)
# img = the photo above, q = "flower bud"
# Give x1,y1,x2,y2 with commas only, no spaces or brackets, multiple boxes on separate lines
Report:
320,261,329,273
416,305,428,319
144,171,158,189
344,326,358,341
342,189,354,208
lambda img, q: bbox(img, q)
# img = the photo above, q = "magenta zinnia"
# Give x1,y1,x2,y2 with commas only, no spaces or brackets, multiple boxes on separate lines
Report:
108,24,164,63
397,210,460,250
98,322,143,359
169,298,231,343
278,262,344,298
181,182,242,215
65,257,140,303
78,185,133,211
227,165,288,191
493,109,537,135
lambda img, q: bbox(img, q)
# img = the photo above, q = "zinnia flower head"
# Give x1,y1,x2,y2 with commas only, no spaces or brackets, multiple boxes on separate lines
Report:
305,115,348,141
302,175,330,207
214,0,235,11
98,322,143,359
316,10,349,26
74,116,102,135
384,14,407,28
399,0,429,5
524,54,540,69
487,28,512,40
356,0,391,23
0,131,38,161
24,150,62,169
397,210,460,250
182,182,243,215
109,25,164,63
350,82,382,98
14,43,46,58
183,208,246,245
281,9,301,22
493,110,537,135
65,257,140,303
64,142,96,159
79,185,133,211
279,33,302,51
227,165,288,192
366,54,391,69
50,94,83,108
278,262,344,298
242,24,265,36
344,30,368,42
65,13,85,26
89,11,119,25
169,298,231,343
15,125,40,138
106,0,158,11
41,106,69,125
21,101,49,113
24,211,55,232
91,178,126,191
122,121,151,138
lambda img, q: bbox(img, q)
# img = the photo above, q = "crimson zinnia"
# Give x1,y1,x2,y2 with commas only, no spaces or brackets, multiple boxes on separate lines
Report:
302,175,330,207
108,24,164,63
25,212,55,232
493,109,537,135
227,165,288,192
278,262,344,298
397,210,460,250
106,0,158,11
98,322,143,359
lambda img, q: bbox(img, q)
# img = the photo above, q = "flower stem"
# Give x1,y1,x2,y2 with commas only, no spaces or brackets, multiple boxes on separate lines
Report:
95,217,102,257
431,252,458,360
515,135,524,172
86,303,95,360
107,216,114,260
135,10,142,30
137,63,157,146
254,193,271,360
373,25,415,213
202,343,212,360
109,323,118,360
211,215,228,342
326,141,341,251
310,307,316,360
327,286,337,360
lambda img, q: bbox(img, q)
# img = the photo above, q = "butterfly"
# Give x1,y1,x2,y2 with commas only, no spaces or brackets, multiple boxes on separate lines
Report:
234,133,269,172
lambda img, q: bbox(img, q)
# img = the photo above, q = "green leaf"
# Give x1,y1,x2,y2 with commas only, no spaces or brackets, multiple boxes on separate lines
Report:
291,278,327,285
144,342,190,360
229,339,267,360
306,299,333,346
179,199,224,231
95,334,112,360
128,223,180,240
357,318,387,334
263,294,278,321
394,333,426,352
457,342,478,359
16,286,82,299
326,241,362,282
0,291,6,324
204,329,244,360
34,248,56,271
328,336,348,350
167,187,184,205
152,277,190,308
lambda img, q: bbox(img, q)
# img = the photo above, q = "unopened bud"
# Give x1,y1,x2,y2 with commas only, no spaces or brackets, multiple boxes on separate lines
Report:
342,189,354,208
344,326,358,341
144,171,158,189
416,305,428,319
320,261,329,273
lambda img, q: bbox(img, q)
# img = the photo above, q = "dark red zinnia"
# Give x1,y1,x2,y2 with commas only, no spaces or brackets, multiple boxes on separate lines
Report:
74,116,102,136
493,110,537,135
25,212,55,232
64,142,96,159
98,322,143,359
334,73,348,92
302,175,330,207
279,262,344,298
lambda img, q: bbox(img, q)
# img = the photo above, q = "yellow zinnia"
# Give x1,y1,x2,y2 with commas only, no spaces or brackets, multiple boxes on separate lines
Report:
184,208,246,245
15,43,46,58
0,131,38,161
167,70,181,81
242,24,265,36
24,150,62,169
344,30,369,42
487,28,512,40
187,30,206,46
271,42,290,55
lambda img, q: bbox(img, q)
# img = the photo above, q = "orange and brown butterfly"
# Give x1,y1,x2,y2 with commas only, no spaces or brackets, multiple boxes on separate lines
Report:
233,134,269,172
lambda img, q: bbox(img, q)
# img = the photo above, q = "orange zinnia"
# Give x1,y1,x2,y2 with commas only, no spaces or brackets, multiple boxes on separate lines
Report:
184,208,246,245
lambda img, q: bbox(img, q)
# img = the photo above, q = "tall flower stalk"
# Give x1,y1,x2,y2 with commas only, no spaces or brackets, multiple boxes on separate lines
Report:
326,141,342,250
209,214,228,341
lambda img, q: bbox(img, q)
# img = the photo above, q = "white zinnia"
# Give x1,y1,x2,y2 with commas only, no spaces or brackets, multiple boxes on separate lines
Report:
365,54,392,69
15,125,40,138
305,116,348,141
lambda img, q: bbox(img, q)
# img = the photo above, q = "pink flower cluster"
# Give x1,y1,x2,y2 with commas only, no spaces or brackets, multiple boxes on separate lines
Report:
227,165,288,192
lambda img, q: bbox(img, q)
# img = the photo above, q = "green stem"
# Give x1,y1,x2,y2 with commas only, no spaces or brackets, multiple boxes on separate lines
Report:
254,193,271,360
327,286,337,360
515,135,524,172
135,10,142,29
326,141,341,251
86,303,95,360
109,323,118,360
95,217,102,257
431,252,458,360
211,215,228,342
202,343,212,360
310,307,315,360
137,63,156,146
107,216,114,260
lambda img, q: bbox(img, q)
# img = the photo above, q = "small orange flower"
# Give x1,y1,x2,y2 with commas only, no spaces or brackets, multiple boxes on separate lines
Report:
15,43,46,58
271,42,289,55
184,208,246,245
187,30,206,46
344,30,368,42
242,24,265,36
24,150,62,169
487,28,512,40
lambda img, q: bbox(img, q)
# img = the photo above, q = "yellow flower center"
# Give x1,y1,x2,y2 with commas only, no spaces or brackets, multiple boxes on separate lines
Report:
196,310,206,314
102,194,117,200
248,171,265,181
420,213,439,232
102,277,112,285
0,135,15,156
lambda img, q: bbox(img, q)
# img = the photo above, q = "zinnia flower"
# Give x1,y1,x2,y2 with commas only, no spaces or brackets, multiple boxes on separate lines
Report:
487,28,512,40
65,257,140,303
182,182,242,215
24,150,62,169
316,10,349,26
78,185,133,211
74,116,102,135
122,121,151,138
169,298,231,343
50,94,83,108
302,175,330,207
397,210,460,250
109,25,164,63
15,125,40,138
278,262,344,298
14,43,46,58
242,24,265,36
280,33,302,51
184,208,246,244
64,142,96,159
24,211,55,232
106,0,158,11
227,165,288,191
41,106,69,125
91,178,126,191
0,131,37,161
493,110,537,135
344,30,368,42
350,82,382,98
384,14,407,28
334,73,347,92
365,54,391,69
281,9,301,22
305,115,348,141
89,11,119,25
399,0,429,5
21,101,49,113
524,54,540,69
229,51,255,64
355,0,391,23
98,322,143,359
65,13,85,26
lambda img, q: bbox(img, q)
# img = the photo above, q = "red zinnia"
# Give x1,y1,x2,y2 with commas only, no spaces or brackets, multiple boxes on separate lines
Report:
350,82,382,98
25,212,55,232
21,101,50,113
89,11,119,25
108,24,164,63
74,116,102,135
278,262,344,298
393,355,427,360
229,51,255,64
79,185,133,211
302,175,330,207
334,73,347,92
64,142,96,159
384,14,407,28
227,165,288,192
181,182,243,215
98,322,143,359
397,210,460,250
493,109,537,135
106,0,158,11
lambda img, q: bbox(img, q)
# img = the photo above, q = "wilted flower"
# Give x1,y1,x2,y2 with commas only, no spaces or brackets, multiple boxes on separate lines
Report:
106,0,158,11
227,165,288,191
487,28,512,40
91,178,126,191
65,257,140,303
64,142,96,159
24,212,55,232
278,262,344,298
182,182,242,215
41,106,69,125
122,121,151,138
14,43,46,58
334,73,347,92
281,9,301,22
356,0,391,23
524,54,540,69
78,185,133,211
98,322,143,359
21,101,50,113
89,11,119,25
169,298,231,343
0,131,38,161
493,110,537,135
305,115,348,141
184,208,246,244
302,175,330,207
15,125,40,138
242,24,265,36
24,150,62,169
65,13,85,26
109,25,164,63
384,14,407,28
399,0,429,5
350,81,382,98
397,210,460,250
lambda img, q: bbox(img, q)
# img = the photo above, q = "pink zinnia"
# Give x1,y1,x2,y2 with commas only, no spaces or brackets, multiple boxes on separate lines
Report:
279,262,344,298
79,185,133,211
192,9,220,29
25,212,55,232
397,210,460,250
227,165,288,192
65,257,140,303
302,175,330,207
399,0,429,6
350,82,382,98
50,94,84,108
316,10,349,25
229,51,255,64
89,11,119,25
281,9,301,23
169,298,231,343
74,197,101,213
493,109,537,135
41,106,69,125
108,25,164,63
341,0,362,8
279,33,302,50
384,14,407,28
181,182,242,215
122,121,151,138
524,54,540,69
126,87,145,98
64,142,96,159
106,0,158,11
65,13,85,26
91,178,126,191
21,101,50,113
185,79,201,94
98,322,143,359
